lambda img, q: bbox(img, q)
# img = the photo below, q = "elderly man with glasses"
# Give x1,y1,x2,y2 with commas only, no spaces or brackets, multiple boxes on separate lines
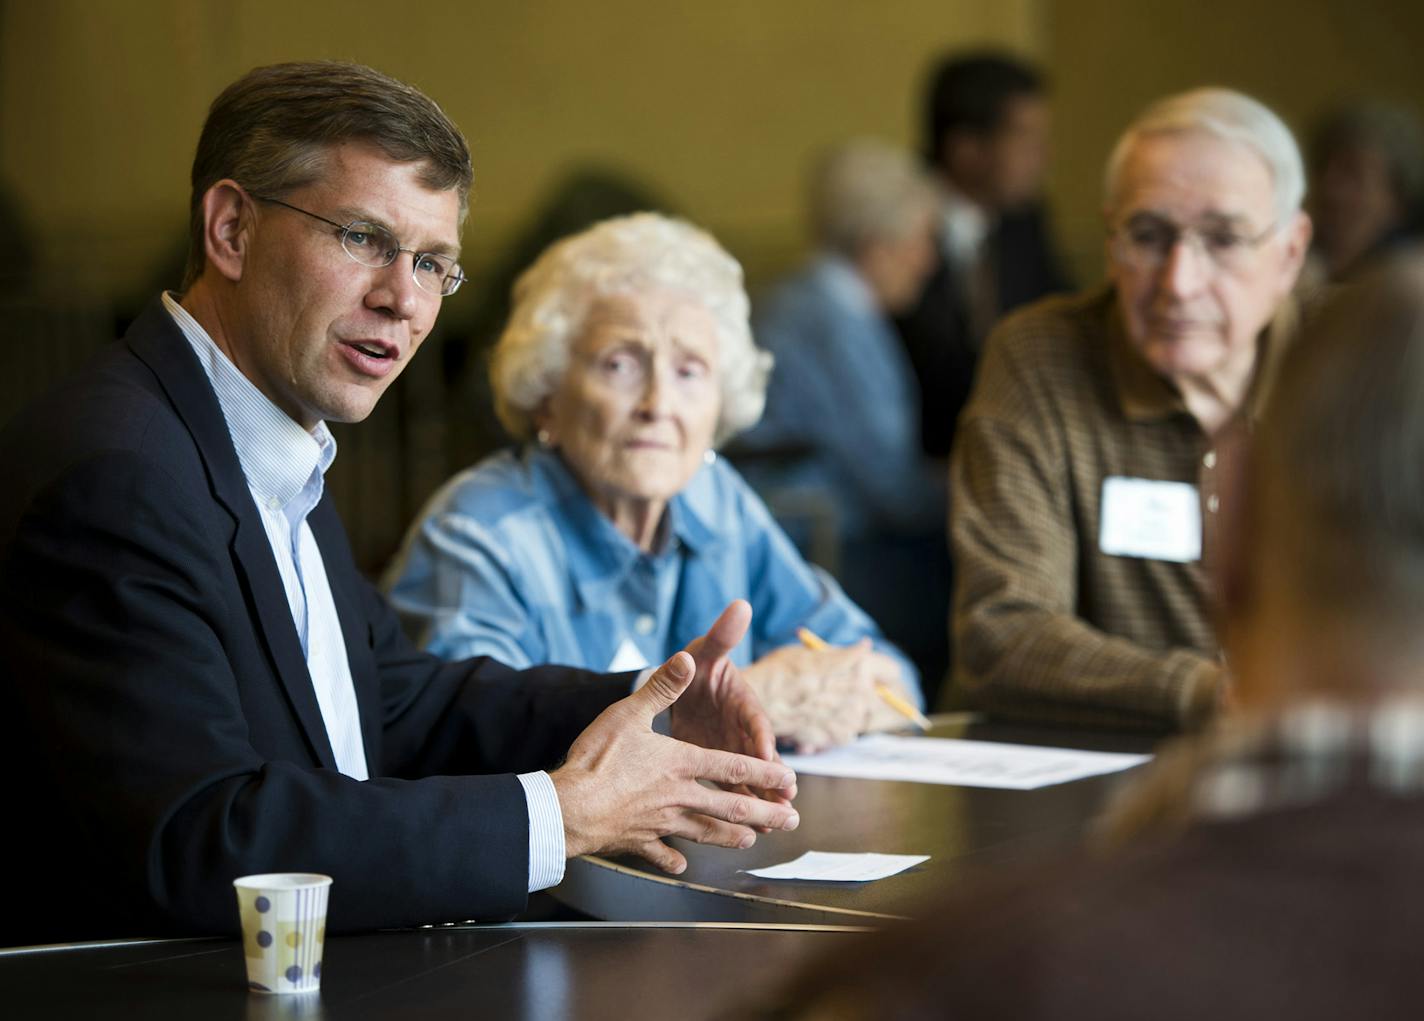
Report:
0,61,798,948
948,88,1311,731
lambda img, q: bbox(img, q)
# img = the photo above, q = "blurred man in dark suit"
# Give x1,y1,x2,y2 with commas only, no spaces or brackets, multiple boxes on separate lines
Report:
895,50,1071,459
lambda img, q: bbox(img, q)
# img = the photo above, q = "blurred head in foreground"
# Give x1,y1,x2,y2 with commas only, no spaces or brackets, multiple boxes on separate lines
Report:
1223,255,1424,710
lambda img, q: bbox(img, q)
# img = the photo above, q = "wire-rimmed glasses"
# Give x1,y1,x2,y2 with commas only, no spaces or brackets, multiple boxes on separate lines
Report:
250,193,465,296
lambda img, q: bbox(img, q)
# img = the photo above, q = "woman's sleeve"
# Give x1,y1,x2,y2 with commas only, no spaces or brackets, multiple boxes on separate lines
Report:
734,469,924,703
385,508,542,670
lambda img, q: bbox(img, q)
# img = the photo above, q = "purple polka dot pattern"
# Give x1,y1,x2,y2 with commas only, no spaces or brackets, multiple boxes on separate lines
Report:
234,875,332,994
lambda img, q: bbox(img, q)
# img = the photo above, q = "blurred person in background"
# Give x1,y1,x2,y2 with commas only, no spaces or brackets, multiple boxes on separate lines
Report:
1307,100,1424,281
734,139,951,703
951,88,1311,731
386,212,919,751
754,257,1424,1021
895,50,1071,461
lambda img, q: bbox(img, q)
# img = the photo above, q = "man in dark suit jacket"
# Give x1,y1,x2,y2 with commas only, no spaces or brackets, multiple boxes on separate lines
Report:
0,61,798,948
896,51,1071,458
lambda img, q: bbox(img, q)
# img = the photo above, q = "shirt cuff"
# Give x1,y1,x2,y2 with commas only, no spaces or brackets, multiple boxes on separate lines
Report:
516,771,566,893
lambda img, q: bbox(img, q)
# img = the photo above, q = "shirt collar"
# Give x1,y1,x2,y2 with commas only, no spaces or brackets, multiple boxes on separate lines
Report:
1105,286,1297,429
1189,697,1424,820
813,253,878,318
1099,694,1424,848
938,179,990,267
527,446,719,605
162,292,335,510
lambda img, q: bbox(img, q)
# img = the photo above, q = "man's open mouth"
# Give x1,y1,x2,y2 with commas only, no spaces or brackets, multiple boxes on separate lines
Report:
347,340,396,360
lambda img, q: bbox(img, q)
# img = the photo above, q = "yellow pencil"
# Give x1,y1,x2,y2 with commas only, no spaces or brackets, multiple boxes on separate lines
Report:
795,626,829,651
795,627,932,731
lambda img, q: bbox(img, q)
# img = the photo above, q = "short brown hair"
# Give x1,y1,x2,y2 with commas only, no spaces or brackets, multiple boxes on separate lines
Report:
182,61,472,289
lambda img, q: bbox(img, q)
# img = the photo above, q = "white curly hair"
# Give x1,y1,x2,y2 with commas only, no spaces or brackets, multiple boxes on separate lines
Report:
490,212,773,446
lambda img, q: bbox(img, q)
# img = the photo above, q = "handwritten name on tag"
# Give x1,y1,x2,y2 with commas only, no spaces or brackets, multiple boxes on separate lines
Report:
1099,476,1201,563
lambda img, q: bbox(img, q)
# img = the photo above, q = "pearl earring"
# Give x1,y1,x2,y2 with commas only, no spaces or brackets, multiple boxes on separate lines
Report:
703,449,716,465
537,429,553,447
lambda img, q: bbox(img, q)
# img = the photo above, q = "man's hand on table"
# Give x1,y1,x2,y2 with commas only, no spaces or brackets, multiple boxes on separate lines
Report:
551,601,800,875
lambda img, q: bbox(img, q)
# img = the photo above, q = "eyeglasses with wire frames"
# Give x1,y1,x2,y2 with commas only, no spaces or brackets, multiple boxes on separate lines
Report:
249,193,466,297
1110,212,1279,275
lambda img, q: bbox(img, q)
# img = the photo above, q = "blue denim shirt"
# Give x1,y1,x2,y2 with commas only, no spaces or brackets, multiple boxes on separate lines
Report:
384,446,920,699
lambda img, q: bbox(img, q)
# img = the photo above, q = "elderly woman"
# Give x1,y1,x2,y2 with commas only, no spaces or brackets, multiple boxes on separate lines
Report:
385,212,921,749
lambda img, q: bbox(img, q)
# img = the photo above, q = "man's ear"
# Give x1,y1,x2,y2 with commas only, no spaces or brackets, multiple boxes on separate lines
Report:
200,180,252,283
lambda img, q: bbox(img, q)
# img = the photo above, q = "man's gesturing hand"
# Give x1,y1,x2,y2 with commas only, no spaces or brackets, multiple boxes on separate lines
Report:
671,600,778,764
550,650,800,875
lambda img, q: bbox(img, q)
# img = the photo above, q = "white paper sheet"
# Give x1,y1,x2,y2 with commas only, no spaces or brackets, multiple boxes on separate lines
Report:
743,851,930,882
780,734,1151,790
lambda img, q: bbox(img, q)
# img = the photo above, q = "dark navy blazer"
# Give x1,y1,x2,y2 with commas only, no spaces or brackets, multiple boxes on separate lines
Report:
0,300,622,945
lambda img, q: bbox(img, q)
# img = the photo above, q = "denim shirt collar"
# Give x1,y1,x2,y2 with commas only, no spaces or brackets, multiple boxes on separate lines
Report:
525,446,720,608
812,253,878,319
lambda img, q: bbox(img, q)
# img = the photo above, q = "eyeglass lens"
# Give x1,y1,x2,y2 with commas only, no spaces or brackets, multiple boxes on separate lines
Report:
1116,214,1270,272
339,222,462,296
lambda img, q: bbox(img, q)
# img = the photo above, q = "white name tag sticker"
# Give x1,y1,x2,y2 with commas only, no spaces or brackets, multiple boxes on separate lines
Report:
607,637,652,673
1099,476,1202,563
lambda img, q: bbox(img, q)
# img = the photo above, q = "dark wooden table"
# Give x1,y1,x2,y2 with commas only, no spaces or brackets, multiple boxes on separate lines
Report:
555,715,1159,923
1,922,862,1020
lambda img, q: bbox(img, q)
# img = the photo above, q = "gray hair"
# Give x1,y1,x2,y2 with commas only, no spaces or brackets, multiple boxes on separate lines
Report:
1104,88,1306,225
490,212,772,445
809,138,940,256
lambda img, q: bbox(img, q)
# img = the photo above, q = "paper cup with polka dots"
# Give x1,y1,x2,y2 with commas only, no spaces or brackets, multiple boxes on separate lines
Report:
233,873,332,994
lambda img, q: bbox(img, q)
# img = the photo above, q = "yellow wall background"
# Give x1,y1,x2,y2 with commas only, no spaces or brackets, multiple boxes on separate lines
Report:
2,0,1420,569
1045,0,1424,280
0,0,1041,310
2,0,1421,311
